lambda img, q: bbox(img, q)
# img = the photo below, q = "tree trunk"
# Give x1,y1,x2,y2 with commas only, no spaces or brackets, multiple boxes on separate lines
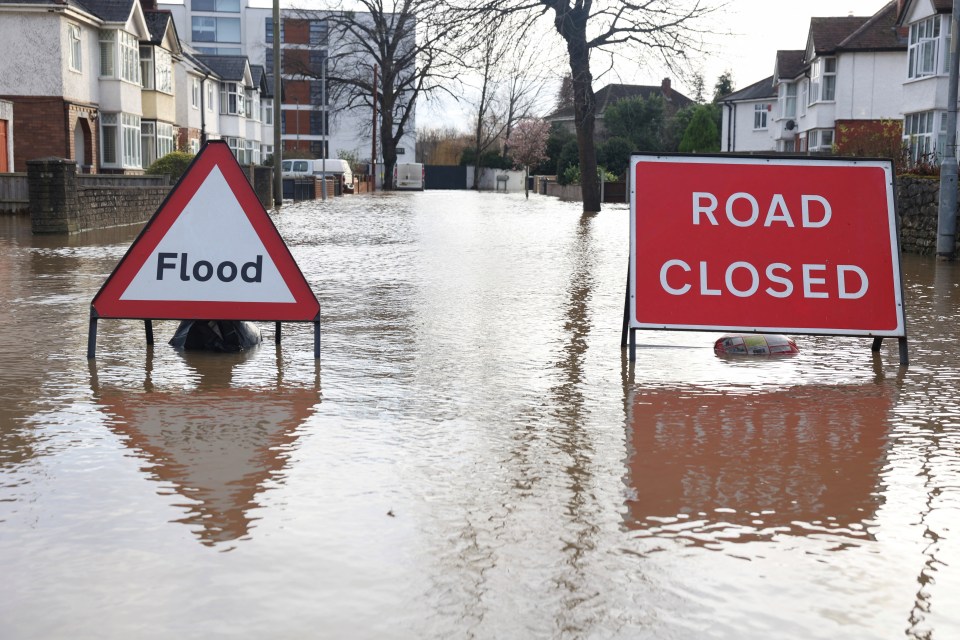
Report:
553,4,600,213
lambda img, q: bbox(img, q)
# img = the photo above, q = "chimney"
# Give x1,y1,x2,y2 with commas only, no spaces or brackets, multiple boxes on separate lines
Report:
661,77,672,98
896,0,906,19
141,0,157,11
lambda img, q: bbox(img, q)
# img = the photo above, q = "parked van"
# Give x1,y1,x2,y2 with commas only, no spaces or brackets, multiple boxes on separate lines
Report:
394,162,424,190
282,158,354,186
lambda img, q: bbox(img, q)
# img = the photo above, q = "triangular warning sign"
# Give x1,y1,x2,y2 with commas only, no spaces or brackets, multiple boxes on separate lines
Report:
92,141,320,322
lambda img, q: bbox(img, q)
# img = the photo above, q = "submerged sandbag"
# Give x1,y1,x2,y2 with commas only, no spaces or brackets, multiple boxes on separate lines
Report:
169,320,262,352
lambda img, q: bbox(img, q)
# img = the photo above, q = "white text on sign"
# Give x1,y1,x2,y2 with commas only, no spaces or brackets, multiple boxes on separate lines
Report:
659,191,868,299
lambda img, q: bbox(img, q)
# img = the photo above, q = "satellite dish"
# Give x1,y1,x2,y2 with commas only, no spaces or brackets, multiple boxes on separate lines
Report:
786,120,796,131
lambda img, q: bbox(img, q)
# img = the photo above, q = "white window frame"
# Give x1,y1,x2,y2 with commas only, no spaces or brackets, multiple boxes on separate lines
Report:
904,111,941,165
262,98,273,125
140,46,154,90
779,82,797,119
811,57,837,103
141,120,156,167
157,122,175,159
908,16,947,79
191,77,201,109
753,103,768,130
220,82,245,116
206,81,215,112
122,113,141,168
99,30,115,77
100,113,118,165
68,24,82,73
119,31,140,85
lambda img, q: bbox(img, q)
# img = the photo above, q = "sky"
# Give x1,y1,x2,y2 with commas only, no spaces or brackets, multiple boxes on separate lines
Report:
416,0,896,130
246,0,896,130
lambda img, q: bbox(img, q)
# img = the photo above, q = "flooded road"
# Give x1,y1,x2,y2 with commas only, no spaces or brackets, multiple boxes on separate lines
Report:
1,191,958,639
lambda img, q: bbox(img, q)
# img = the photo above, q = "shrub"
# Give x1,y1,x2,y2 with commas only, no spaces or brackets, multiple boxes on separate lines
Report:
145,151,195,182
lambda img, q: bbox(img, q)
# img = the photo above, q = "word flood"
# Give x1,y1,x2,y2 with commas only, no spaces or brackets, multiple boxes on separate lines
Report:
156,252,263,283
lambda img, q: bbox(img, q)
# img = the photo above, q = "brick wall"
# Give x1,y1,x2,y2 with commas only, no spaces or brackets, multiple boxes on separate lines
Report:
2,96,67,171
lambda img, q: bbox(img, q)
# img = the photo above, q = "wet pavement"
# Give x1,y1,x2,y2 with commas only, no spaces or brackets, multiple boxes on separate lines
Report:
1,191,958,638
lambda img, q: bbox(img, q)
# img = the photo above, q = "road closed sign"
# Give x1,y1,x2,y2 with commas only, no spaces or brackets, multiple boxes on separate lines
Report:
92,141,319,322
629,154,905,336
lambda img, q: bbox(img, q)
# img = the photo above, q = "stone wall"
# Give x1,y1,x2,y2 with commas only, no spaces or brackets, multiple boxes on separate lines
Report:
28,157,167,234
897,175,960,256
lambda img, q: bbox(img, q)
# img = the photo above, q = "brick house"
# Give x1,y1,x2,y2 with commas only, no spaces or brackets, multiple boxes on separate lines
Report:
0,0,153,173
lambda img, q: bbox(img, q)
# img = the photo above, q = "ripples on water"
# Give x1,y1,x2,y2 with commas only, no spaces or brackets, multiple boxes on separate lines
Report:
0,195,958,639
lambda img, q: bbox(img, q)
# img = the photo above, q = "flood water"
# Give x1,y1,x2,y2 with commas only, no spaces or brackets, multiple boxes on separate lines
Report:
1,191,959,639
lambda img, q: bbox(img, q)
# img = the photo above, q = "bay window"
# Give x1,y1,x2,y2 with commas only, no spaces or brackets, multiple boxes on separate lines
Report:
100,30,140,83
220,82,245,115
779,82,796,119
101,113,142,169
908,16,948,79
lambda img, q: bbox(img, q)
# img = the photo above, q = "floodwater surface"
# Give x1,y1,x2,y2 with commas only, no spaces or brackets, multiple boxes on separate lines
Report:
1,191,958,639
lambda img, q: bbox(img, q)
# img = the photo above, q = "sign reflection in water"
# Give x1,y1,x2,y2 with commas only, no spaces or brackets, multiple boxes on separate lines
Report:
624,378,897,545
90,349,320,547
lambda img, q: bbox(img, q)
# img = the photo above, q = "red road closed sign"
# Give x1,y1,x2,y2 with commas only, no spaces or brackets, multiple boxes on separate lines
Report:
629,155,905,336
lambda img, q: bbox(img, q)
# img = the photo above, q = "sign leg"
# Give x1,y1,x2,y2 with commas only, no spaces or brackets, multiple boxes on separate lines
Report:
313,320,321,359
275,321,282,344
898,337,909,366
629,328,637,362
87,310,98,359
144,319,154,346
621,263,630,348
871,337,883,352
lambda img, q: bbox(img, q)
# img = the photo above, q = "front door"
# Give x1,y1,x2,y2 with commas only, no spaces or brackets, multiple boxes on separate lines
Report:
0,120,8,173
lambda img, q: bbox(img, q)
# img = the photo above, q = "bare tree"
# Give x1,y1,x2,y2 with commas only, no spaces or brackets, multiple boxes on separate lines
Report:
289,1,465,189
461,14,552,189
454,0,719,212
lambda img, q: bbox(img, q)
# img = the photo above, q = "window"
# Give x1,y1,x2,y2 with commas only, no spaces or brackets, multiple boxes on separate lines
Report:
140,46,154,90
779,82,797,119
309,141,328,158
122,113,141,168
206,81,215,112
904,111,940,164
99,31,115,77
192,16,240,43
309,19,328,46
101,113,141,168
807,129,834,152
101,113,118,164
810,57,837,102
191,77,201,109
157,123,174,159
753,104,768,130
120,32,139,83
908,16,947,79
190,138,200,154
800,81,808,113
262,99,273,125
220,82,245,115
100,30,139,83
250,89,261,122
192,0,240,12
68,24,82,72
309,80,329,106
141,121,156,167
265,17,284,43
155,48,172,94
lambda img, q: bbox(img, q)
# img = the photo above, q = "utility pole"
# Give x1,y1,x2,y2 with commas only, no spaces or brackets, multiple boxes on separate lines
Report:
271,0,282,207
321,53,326,201
937,0,960,259
371,64,378,192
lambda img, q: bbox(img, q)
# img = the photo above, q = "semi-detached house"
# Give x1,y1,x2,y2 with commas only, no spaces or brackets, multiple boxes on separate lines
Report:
721,1,906,157
0,0,273,173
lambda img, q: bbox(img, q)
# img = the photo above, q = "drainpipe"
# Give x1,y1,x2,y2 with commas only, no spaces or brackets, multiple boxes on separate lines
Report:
200,72,209,145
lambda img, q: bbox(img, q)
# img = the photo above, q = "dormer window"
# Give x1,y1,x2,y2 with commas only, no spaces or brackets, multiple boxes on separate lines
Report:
811,57,836,102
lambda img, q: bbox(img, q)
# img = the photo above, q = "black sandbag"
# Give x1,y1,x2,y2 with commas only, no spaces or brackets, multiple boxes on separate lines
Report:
169,320,262,352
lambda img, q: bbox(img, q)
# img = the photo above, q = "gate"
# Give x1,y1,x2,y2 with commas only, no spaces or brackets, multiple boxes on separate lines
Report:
424,165,466,190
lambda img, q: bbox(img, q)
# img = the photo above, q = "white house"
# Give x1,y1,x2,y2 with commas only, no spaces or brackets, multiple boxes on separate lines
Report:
174,50,222,153
719,76,777,153
721,2,906,158
897,0,955,163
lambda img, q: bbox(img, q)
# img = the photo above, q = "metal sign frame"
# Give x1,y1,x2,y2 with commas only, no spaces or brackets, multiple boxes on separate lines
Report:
621,153,909,365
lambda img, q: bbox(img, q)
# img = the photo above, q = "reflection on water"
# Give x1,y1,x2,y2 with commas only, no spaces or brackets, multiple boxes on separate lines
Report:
623,382,895,545
1,200,959,639
90,349,320,548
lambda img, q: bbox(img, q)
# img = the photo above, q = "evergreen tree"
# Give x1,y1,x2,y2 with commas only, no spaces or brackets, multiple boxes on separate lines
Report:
679,105,720,153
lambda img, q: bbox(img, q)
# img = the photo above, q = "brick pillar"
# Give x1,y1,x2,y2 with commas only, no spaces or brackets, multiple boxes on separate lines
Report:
28,157,79,234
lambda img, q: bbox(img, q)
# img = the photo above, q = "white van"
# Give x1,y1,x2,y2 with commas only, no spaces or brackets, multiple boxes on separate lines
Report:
282,158,353,186
394,162,424,190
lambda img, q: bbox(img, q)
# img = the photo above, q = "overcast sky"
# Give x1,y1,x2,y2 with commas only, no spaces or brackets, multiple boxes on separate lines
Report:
246,0,896,129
